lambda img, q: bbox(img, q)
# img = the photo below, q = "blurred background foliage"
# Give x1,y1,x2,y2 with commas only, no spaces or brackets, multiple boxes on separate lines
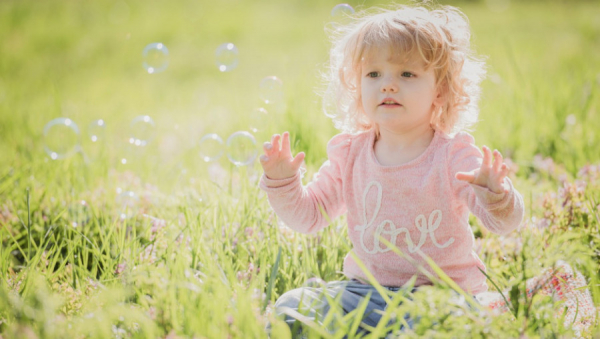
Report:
1,0,599,177
1,0,600,337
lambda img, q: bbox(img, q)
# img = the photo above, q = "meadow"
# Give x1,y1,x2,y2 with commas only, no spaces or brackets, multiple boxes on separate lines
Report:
1,0,600,337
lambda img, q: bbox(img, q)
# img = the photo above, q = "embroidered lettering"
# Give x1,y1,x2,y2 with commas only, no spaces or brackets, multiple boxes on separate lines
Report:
354,181,455,254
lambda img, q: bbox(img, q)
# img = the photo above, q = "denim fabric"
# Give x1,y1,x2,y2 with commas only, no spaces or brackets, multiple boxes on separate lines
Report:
272,279,416,338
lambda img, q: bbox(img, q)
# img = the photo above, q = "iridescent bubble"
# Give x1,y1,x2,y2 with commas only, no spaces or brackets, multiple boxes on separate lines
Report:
116,191,139,219
68,200,90,228
303,277,327,288
88,119,106,143
259,76,284,105
142,42,169,74
43,118,80,160
226,131,257,166
249,108,268,133
331,3,355,28
215,42,239,72
130,115,155,146
198,133,224,162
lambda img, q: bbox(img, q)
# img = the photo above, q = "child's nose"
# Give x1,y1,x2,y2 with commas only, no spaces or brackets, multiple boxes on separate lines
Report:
380,77,398,93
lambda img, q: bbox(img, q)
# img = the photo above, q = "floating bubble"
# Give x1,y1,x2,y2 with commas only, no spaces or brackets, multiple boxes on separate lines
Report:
116,191,139,219
331,3,354,28
142,42,169,74
331,3,354,17
303,277,327,288
249,108,269,133
130,115,155,146
198,133,224,162
43,118,81,160
226,131,257,166
566,114,576,126
88,119,106,143
118,141,146,167
259,76,284,105
68,200,90,228
215,42,239,72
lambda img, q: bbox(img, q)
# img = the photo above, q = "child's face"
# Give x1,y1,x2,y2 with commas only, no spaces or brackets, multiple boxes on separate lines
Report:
360,49,442,135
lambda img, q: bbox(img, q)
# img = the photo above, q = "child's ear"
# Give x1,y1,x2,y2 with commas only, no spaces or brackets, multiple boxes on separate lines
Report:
433,83,448,107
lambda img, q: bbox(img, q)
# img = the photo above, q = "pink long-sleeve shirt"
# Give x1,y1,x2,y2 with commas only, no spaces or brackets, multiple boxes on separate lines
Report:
260,129,524,294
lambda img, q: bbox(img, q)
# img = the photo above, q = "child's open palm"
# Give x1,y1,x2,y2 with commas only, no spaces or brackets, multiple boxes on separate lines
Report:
260,132,305,180
455,146,510,194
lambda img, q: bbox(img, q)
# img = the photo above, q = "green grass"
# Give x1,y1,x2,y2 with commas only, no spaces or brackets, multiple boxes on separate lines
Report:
1,0,600,337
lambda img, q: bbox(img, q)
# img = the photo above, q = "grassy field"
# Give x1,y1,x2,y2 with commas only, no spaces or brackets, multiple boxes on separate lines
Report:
1,0,600,337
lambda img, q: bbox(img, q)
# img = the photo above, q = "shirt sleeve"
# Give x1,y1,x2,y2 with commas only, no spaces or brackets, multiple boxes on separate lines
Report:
447,132,525,235
258,133,351,234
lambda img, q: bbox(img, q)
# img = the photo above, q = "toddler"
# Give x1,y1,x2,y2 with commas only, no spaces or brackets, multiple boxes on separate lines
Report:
259,4,524,336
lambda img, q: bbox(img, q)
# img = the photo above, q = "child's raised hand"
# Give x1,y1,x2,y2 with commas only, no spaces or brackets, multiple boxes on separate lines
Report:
260,132,305,180
455,146,510,194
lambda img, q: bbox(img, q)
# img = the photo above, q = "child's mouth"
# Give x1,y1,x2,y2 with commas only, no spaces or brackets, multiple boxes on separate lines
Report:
379,98,401,106
379,102,401,107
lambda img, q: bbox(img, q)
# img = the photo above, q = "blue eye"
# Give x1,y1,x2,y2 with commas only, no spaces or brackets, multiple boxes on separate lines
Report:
402,72,415,78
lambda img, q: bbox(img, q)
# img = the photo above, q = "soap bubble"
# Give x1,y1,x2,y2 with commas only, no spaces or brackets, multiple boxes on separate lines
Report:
249,108,268,133
119,138,147,167
198,133,224,162
129,115,155,146
116,191,139,219
215,43,239,72
43,118,80,160
68,200,90,228
226,131,257,166
331,4,354,28
142,42,169,74
88,119,106,143
303,277,327,288
259,76,284,105
331,3,354,16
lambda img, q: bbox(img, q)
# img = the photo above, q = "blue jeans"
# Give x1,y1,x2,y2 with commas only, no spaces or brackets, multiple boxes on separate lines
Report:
273,279,417,338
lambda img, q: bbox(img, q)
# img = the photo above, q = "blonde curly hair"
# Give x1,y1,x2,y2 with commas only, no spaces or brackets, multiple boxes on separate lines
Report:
321,4,486,136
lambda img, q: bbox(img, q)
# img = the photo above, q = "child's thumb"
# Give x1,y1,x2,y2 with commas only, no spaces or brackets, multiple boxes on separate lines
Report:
455,171,475,183
291,152,305,169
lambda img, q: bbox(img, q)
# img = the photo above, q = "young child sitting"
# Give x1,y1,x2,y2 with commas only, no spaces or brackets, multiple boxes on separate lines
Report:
260,4,525,336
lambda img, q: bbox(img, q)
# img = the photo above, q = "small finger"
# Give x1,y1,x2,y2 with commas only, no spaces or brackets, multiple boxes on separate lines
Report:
263,142,273,154
259,154,269,163
492,150,503,172
272,134,281,155
281,131,291,155
482,146,492,168
455,171,475,183
500,163,510,176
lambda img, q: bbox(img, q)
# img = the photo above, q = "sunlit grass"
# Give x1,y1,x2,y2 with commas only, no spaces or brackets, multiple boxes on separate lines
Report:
1,0,600,338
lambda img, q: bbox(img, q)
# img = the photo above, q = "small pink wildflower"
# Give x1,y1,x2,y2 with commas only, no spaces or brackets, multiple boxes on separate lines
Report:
147,306,157,320
115,262,126,275
533,154,556,174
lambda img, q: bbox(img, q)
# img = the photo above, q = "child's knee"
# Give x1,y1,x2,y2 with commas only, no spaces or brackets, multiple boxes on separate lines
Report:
274,288,305,311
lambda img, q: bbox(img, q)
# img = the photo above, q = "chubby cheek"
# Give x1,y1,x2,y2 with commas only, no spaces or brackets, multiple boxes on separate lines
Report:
360,83,377,109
